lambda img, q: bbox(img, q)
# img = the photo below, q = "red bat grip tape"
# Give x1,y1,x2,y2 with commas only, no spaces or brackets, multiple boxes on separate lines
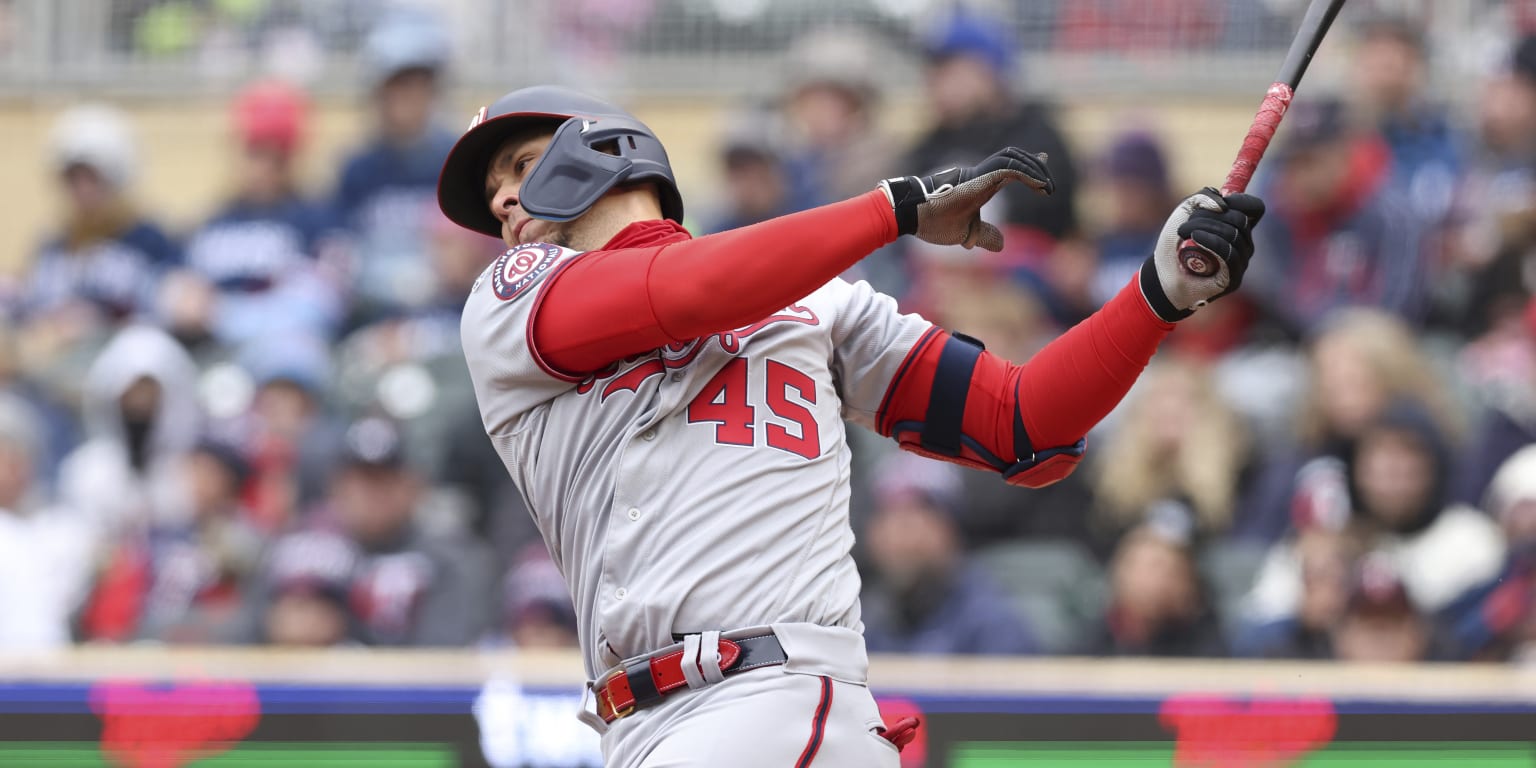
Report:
1179,82,1294,277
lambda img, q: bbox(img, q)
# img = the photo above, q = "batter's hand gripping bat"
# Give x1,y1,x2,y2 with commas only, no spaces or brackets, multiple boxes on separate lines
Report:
1180,0,1349,277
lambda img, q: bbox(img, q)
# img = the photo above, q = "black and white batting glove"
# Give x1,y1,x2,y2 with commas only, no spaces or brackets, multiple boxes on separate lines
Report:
1140,188,1266,322
878,148,1053,252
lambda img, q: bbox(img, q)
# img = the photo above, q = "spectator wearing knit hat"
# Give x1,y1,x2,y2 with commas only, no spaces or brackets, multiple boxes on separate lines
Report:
904,7,1079,244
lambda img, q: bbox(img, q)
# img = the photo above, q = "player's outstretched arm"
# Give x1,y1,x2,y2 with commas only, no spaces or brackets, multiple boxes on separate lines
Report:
877,189,1265,487
533,150,1054,376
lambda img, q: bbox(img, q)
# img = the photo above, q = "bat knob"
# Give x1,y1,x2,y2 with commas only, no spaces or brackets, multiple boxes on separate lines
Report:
1178,237,1220,277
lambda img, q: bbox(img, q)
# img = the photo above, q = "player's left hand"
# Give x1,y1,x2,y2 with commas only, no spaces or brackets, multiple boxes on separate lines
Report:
1140,188,1265,322
878,148,1054,252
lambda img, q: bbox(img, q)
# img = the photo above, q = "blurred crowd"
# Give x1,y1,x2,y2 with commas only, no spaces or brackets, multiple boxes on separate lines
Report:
0,4,1535,667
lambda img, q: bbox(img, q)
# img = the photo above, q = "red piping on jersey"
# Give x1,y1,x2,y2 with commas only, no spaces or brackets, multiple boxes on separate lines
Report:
795,676,833,768
876,276,1173,459
530,190,898,375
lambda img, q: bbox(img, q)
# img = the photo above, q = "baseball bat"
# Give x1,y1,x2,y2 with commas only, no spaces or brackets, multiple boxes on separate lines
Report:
1179,0,1348,277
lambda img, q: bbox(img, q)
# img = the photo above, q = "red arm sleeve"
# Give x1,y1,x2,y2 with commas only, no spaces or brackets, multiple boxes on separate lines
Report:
877,277,1174,485
532,190,898,375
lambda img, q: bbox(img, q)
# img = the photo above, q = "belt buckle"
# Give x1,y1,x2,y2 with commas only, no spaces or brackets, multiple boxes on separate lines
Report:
598,666,636,721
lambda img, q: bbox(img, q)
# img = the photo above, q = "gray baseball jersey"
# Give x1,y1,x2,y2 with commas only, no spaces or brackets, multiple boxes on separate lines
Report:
461,242,933,678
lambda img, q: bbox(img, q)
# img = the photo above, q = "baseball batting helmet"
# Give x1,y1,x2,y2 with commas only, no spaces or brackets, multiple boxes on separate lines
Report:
437,86,684,238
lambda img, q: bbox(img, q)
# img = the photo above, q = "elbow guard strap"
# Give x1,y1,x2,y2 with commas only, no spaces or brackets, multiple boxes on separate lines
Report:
887,333,1086,488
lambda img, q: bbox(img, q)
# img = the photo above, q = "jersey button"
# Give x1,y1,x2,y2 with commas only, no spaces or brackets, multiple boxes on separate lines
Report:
670,372,682,382
641,429,657,441
627,507,641,521
615,588,628,600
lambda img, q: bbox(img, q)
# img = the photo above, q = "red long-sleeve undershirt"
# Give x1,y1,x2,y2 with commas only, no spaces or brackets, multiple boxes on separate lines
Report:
530,190,1174,460
534,190,898,375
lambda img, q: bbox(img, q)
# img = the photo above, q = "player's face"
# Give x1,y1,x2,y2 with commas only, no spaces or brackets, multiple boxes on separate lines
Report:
484,131,567,249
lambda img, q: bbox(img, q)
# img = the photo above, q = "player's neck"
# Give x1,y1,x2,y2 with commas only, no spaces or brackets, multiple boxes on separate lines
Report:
571,187,666,250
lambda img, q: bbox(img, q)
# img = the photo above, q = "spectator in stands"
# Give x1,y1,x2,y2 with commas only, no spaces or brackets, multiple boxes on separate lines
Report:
256,529,360,647
1352,16,1462,231
182,79,344,348
1444,445,1536,661
1331,554,1437,663
58,325,200,537
1346,402,1503,611
1243,402,1505,638
905,7,1079,244
778,27,895,209
0,393,96,649
333,209,501,492
1235,523,1362,659
858,453,1038,655
0,319,79,481
1090,132,1179,307
130,437,263,643
1239,308,1460,543
332,8,457,324
237,334,341,533
1089,360,1253,558
1250,98,1429,335
1447,36,1536,337
1092,505,1226,657
701,112,795,235
18,104,179,384
1453,296,1536,504
315,417,494,646
491,545,579,649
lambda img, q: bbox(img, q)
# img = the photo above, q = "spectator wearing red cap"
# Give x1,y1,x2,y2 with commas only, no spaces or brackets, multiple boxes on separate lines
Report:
177,79,345,351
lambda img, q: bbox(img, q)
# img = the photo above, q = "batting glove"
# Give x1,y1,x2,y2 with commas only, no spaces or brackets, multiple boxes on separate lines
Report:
1140,188,1266,322
878,148,1054,252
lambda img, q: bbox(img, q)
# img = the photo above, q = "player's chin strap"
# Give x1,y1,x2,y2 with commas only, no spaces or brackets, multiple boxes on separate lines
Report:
889,333,1085,489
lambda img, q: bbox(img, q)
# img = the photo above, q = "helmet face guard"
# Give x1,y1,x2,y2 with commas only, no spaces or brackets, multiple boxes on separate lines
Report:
519,114,673,222
436,86,684,238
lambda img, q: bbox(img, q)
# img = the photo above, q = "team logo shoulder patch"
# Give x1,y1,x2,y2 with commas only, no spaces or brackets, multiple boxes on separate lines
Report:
490,243,563,301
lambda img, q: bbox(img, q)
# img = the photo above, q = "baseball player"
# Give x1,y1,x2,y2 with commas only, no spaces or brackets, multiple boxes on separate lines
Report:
438,86,1263,767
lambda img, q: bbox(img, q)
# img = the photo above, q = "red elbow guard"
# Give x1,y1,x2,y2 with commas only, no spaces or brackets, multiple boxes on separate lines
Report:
879,330,1085,488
